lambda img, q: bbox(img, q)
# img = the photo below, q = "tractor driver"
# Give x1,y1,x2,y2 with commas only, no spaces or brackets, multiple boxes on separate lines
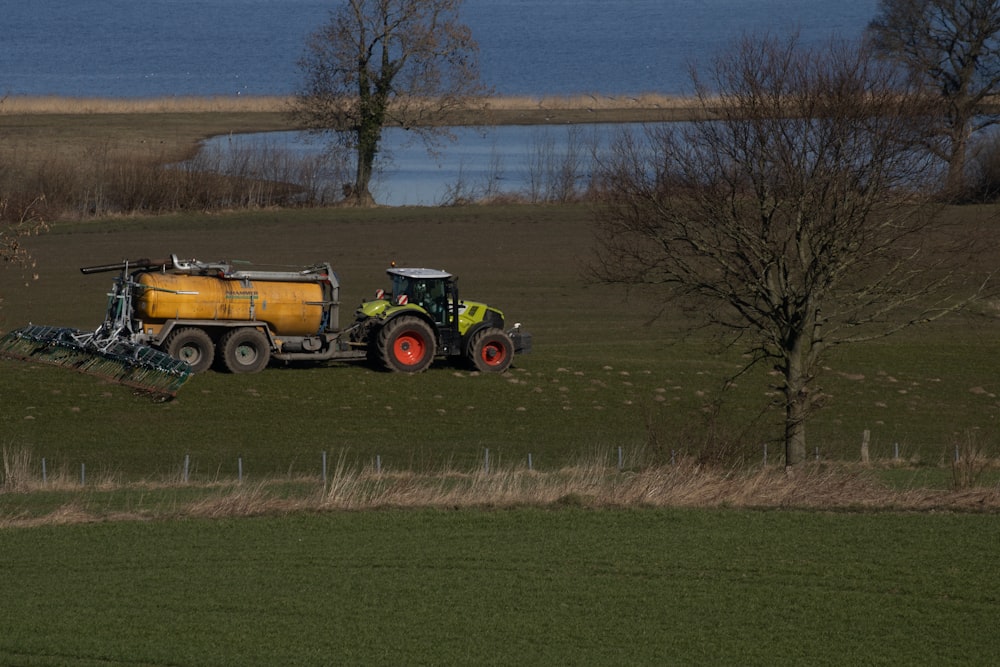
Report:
412,279,446,323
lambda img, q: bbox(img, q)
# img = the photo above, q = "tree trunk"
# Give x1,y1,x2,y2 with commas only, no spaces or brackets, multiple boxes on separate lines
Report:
945,120,969,198
783,342,809,467
784,392,808,467
352,140,377,207
351,118,382,207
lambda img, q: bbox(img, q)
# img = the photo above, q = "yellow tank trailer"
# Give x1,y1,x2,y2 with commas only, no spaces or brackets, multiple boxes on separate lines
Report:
111,255,360,375
136,273,327,337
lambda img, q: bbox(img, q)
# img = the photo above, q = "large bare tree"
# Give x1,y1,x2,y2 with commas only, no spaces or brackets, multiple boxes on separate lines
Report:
293,0,486,206
868,0,1000,196
594,36,983,467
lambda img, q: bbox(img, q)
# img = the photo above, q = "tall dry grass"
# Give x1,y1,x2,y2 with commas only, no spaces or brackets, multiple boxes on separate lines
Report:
4,444,1000,528
0,95,293,115
0,93,692,116
2,444,35,493
1,444,123,494
0,139,346,221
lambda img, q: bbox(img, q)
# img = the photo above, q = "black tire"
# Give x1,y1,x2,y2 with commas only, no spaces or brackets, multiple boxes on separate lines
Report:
163,327,215,373
219,328,271,374
377,316,436,373
467,327,514,373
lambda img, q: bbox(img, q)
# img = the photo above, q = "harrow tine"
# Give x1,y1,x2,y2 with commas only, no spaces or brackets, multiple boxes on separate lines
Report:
0,326,193,398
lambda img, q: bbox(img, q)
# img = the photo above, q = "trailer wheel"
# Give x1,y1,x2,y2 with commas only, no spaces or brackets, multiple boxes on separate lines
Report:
467,327,514,373
220,328,271,374
378,316,436,373
164,327,215,374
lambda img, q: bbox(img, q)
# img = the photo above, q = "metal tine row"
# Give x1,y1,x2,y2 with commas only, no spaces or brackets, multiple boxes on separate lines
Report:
1,325,191,398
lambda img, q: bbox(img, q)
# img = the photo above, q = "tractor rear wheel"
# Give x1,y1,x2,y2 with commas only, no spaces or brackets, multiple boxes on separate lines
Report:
163,327,215,374
219,328,271,374
378,316,436,373
467,327,514,373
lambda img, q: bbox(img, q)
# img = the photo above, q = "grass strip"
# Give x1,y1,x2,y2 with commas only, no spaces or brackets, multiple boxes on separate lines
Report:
1,508,997,666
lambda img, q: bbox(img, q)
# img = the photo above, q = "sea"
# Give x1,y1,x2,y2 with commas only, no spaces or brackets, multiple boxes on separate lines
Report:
4,0,881,204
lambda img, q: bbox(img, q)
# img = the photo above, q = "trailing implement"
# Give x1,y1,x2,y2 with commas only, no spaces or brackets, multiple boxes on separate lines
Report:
0,254,531,397
0,324,192,396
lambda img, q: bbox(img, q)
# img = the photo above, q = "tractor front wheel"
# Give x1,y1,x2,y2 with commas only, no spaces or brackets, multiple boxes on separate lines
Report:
467,327,514,373
163,327,215,374
378,316,436,373
219,328,271,374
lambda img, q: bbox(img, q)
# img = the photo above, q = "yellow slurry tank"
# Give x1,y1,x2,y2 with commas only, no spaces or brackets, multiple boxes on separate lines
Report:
136,272,326,336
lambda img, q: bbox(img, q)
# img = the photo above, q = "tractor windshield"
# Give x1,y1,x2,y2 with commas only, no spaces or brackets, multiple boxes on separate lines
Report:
392,274,448,323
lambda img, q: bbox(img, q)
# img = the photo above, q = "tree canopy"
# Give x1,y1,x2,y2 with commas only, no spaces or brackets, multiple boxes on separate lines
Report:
293,0,486,206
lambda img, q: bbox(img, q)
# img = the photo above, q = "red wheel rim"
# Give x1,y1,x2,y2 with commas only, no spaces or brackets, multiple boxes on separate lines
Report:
393,332,427,365
480,341,508,366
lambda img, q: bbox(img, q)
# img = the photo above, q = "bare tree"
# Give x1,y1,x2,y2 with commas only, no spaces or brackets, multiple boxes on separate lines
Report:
293,0,487,207
868,0,1000,197
593,36,984,467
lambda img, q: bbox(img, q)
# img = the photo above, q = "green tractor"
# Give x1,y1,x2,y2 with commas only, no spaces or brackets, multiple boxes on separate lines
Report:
353,267,531,373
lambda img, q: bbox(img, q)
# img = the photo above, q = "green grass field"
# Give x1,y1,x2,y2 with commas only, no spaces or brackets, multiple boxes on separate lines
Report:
3,156,1000,664
3,205,1000,479
2,508,998,666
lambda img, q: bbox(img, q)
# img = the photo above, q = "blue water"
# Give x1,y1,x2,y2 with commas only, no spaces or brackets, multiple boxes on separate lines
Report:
5,1,882,205
4,1,878,97
205,124,627,206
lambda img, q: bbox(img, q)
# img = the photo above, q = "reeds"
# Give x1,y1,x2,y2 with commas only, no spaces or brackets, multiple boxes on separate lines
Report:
0,93,692,116
0,95,293,114
0,138,345,221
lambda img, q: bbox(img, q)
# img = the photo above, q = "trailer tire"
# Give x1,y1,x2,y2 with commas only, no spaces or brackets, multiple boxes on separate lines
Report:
163,327,215,374
378,316,436,373
467,327,514,373
219,328,271,374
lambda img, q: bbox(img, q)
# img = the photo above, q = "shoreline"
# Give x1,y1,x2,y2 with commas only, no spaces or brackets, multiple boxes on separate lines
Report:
0,93,702,125
0,93,704,170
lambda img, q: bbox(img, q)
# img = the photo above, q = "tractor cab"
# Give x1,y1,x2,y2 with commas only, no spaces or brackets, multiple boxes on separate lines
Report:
386,268,455,326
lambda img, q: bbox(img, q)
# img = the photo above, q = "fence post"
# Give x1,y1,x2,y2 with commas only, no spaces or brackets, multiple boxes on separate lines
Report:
183,454,190,483
80,463,86,486
861,429,870,465
617,446,624,471
322,451,327,484
484,448,490,474
41,458,47,485
238,457,243,483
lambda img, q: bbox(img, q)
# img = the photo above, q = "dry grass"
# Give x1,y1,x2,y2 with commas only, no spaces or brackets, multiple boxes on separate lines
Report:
0,93,695,116
480,93,697,112
1,445,123,494
4,448,1000,528
0,95,294,115
1,444,35,492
